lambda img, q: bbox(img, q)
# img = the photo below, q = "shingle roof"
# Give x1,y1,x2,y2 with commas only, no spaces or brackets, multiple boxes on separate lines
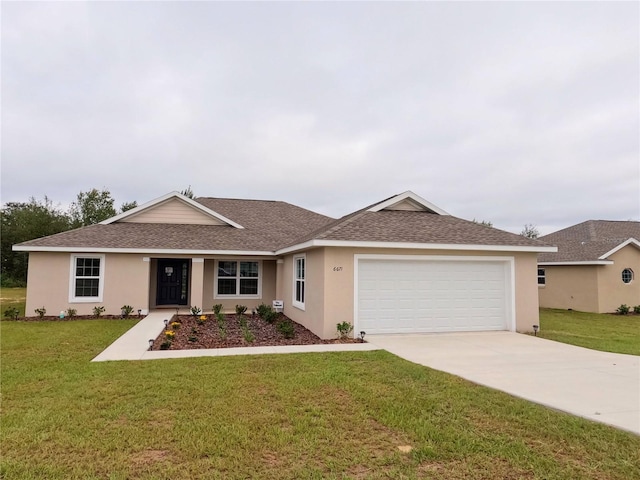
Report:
538,220,640,263
286,208,550,248
15,198,334,252
15,193,554,253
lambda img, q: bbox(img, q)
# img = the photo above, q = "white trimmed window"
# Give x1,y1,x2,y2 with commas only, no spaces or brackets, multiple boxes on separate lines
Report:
622,268,634,284
215,260,261,298
537,268,546,286
69,255,105,302
293,255,306,310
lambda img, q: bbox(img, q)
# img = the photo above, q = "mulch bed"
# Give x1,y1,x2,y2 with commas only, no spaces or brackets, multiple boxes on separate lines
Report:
151,313,359,350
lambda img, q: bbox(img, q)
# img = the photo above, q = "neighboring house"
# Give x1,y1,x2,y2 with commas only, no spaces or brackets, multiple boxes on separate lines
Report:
538,220,640,313
14,191,555,339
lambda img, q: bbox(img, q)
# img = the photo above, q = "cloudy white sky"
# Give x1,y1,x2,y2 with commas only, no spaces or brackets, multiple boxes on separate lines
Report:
2,1,638,235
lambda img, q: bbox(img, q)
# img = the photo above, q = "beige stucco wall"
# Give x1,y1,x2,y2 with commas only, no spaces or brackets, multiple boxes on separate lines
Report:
25,252,150,316
537,265,600,312
282,247,540,339
25,253,277,317
281,249,326,337
597,246,640,313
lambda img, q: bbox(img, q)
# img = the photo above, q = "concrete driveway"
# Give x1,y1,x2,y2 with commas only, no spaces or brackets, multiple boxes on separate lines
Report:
368,332,639,434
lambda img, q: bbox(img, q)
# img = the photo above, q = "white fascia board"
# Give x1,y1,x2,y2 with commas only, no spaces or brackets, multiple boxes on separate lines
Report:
12,245,274,256
367,191,450,215
276,239,558,255
598,238,640,260
100,191,244,229
538,261,614,266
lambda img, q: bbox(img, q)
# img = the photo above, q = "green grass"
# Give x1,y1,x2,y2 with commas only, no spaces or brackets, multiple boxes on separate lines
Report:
1,287,26,317
2,320,639,479
539,308,640,355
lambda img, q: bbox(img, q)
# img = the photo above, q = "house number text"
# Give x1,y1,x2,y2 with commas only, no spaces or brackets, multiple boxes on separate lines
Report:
332,266,343,272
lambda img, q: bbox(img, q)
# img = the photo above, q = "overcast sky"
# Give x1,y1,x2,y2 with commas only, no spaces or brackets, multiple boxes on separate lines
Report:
2,1,638,235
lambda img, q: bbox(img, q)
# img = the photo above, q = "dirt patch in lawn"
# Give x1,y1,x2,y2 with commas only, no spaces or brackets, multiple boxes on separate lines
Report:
151,313,359,350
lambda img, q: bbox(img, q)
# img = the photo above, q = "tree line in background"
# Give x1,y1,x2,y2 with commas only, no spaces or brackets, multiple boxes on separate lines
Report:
1,188,137,287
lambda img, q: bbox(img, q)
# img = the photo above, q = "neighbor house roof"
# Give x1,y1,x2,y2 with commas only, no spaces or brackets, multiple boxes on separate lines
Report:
14,191,556,255
538,220,640,264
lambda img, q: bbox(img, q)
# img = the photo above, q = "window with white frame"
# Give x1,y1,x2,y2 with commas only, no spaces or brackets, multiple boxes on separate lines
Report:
216,260,260,297
70,255,104,302
537,268,546,286
293,255,305,309
622,268,634,284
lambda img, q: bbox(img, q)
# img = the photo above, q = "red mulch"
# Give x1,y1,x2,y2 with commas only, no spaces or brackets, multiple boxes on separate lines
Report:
151,313,358,350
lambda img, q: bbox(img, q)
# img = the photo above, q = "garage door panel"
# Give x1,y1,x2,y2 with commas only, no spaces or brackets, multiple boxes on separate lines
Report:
358,258,510,334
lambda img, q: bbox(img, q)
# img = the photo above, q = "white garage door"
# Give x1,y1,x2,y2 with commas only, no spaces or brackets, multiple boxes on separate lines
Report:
357,257,512,334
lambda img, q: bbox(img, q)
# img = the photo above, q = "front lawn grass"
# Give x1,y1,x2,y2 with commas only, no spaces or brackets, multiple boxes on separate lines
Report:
2,320,639,479
1,287,26,317
539,308,640,355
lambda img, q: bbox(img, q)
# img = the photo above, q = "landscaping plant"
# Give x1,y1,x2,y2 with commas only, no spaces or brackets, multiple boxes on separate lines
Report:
616,304,630,315
212,304,223,314
66,308,77,319
120,305,134,318
336,321,354,339
277,319,295,339
3,307,20,320
34,307,46,319
634,305,640,314
92,306,106,318
190,305,202,316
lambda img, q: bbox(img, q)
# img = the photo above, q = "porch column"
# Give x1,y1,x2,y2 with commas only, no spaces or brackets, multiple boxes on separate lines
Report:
275,258,285,300
190,258,205,310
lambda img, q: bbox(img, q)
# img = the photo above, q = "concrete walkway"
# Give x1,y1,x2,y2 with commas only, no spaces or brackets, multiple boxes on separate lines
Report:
91,312,380,362
367,332,640,435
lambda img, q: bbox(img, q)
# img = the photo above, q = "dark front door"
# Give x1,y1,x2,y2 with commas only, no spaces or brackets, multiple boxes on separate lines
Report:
157,259,190,305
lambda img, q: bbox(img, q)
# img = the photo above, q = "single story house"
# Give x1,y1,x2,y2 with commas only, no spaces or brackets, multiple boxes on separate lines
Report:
14,191,555,338
538,220,640,313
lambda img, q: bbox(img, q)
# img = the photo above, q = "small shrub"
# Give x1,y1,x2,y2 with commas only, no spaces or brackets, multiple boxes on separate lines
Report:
235,305,247,316
212,304,223,314
160,341,172,350
263,308,278,324
633,305,640,314
121,305,134,318
216,312,226,327
336,321,354,339
164,330,175,340
616,304,630,315
256,303,271,317
277,319,295,339
93,306,106,318
190,305,202,316
242,326,255,343
3,307,20,320
188,335,198,342
171,321,181,330
197,315,207,326
219,326,227,340
34,307,46,319
66,308,77,319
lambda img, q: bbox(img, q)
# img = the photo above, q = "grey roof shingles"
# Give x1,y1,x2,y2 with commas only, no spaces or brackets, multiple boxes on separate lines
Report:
538,220,640,263
15,195,553,253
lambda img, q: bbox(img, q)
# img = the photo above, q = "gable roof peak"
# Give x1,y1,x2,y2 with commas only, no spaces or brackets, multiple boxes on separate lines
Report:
100,191,244,229
367,191,450,215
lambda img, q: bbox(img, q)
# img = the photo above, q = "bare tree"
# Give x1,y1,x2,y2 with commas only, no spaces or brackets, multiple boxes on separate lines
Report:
520,223,540,239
